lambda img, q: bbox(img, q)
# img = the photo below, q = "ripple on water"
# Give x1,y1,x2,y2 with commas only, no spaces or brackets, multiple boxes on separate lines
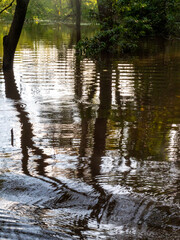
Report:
0,208,73,240
0,24,180,239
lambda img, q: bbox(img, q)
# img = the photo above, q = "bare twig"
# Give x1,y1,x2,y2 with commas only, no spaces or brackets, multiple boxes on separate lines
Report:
0,0,15,14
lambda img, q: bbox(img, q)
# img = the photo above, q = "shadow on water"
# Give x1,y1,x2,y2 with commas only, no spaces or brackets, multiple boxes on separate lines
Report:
0,23,180,239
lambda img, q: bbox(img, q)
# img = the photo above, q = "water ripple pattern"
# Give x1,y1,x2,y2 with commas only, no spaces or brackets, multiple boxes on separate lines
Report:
0,23,180,239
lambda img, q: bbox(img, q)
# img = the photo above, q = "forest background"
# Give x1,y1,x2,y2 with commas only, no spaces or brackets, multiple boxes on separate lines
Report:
0,0,180,56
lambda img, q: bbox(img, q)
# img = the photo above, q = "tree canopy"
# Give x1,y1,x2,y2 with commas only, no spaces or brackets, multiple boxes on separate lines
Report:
77,0,180,56
1,0,179,58
0,0,98,22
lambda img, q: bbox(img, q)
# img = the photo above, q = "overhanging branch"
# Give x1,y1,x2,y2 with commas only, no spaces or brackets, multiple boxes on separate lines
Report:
0,0,15,14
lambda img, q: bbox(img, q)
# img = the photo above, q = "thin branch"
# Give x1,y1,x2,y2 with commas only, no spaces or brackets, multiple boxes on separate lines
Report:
0,0,15,14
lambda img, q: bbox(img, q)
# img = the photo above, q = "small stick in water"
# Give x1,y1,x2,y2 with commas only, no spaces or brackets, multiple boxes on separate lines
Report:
11,128,14,146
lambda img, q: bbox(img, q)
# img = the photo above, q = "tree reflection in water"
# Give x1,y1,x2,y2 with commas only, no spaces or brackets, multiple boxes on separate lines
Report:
4,69,49,176
75,57,114,228
1,29,180,239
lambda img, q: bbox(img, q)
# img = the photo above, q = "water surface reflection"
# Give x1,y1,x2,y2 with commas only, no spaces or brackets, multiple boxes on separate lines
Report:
0,23,180,239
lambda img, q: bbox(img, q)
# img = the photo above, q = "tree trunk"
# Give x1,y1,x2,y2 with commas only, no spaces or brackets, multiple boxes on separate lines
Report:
3,0,30,70
75,0,81,41
75,0,81,28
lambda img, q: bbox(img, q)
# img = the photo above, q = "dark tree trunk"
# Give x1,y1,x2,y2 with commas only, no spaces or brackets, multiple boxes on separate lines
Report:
75,0,81,28
75,0,81,42
3,0,30,70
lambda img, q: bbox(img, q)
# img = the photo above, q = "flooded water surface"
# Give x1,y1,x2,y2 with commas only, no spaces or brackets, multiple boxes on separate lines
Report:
0,23,180,239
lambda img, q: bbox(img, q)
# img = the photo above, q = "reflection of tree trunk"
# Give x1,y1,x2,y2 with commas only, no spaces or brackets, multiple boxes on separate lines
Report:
74,56,82,99
74,52,115,223
3,69,48,176
3,0,30,70
74,47,87,178
90,61,112,177
90,61,112,221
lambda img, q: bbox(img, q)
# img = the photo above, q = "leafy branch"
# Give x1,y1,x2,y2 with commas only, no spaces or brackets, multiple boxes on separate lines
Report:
0,0,15,14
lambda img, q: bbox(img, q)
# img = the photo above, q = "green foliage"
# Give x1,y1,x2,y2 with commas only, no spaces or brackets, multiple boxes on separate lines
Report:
115,0,180,36
26,0,51,20
76,0,179,57
0,0,98,22
1,0,179,57
0,0,15,20
76,25,138,57
81,0,98,22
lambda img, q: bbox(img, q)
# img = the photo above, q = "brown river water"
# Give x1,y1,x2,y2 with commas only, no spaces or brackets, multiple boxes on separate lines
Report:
0,23,180,239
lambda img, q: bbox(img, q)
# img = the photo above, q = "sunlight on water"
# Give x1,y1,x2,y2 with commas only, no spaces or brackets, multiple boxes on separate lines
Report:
168,124,180,161
0,23,180,239
118,64,135,100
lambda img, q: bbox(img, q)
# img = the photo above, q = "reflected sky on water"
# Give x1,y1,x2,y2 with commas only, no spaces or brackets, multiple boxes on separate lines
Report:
0,23,180,239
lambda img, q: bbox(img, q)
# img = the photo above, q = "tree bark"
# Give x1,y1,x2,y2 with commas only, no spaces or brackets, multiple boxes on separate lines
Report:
3,0,30,70
75,0,81,41
75,0,81,28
